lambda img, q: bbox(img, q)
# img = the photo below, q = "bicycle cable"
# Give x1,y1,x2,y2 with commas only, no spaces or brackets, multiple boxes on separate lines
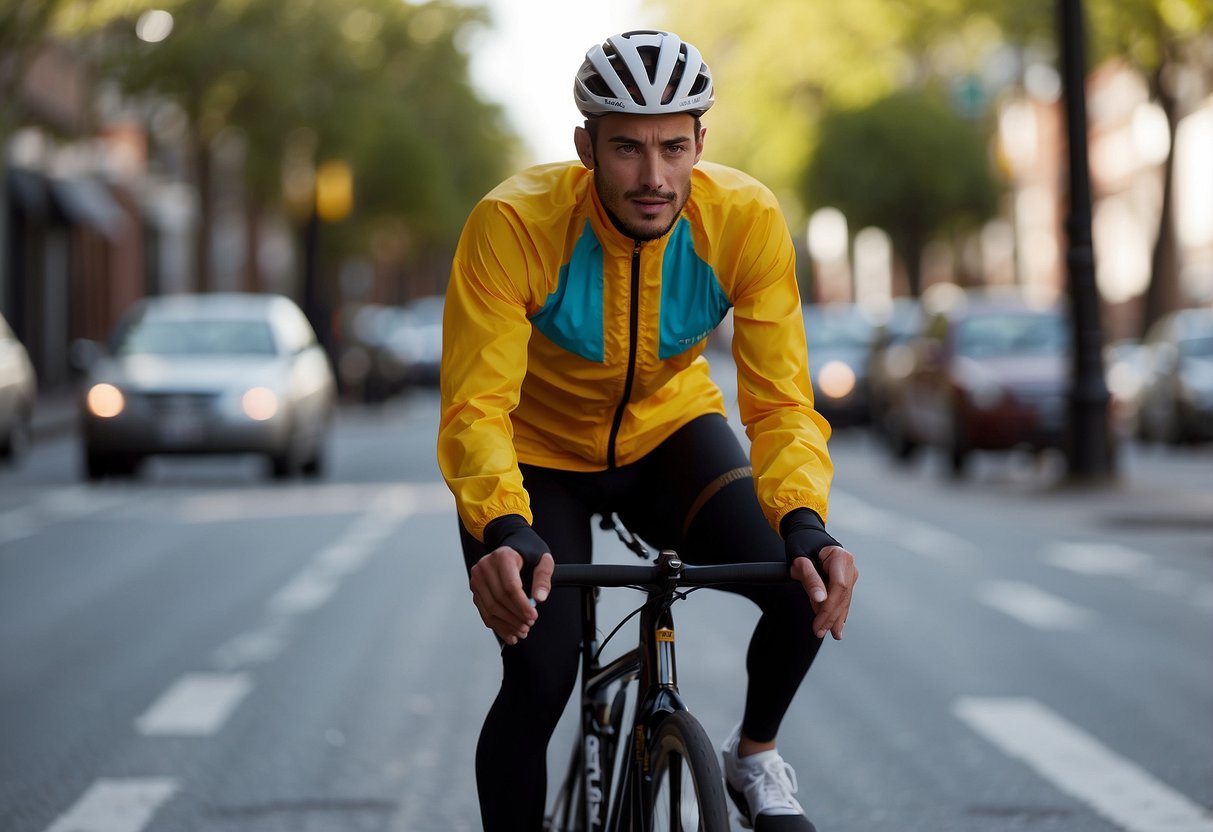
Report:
591,586,703,663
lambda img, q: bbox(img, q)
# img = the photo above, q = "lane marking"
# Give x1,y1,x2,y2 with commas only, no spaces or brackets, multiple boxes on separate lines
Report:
1044,542,1151,576
268,569,339,615
954,697,1213,832
175,482,448,523
0,486,133,546
977,580,1095,630
43,778,178,832
212,618,293,670
829,490,974,562
1044,542,1213,613
0,511,39,544
135,673,253,736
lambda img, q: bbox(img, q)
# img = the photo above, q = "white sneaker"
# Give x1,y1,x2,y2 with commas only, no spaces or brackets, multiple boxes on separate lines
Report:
720,724,817,831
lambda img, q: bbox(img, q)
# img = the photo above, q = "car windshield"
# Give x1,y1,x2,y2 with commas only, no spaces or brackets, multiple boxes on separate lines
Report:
1180,335,1213,360
116,319,278,357
955,312,1068,358
804,310,873,349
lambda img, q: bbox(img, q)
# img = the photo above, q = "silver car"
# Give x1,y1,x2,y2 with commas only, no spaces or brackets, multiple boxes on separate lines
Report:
0,312,36,464
1136,307,1213,444
79,293,336,480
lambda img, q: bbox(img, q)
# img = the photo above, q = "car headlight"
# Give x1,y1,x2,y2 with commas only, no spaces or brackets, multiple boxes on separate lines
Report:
86,383,126,418
818,361,856,400
241,387,279,421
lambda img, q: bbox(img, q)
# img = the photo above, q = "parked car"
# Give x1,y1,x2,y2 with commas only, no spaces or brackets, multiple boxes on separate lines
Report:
1104,338,1150,440
884,289,1070,475
391,294,444,387
1135,307,1213,444
77,293,337,480
802,303,876,427
0,312,36,464
335,295,444,403
866,297,924,444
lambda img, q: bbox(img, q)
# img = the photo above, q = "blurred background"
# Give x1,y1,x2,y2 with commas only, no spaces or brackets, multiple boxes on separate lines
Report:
2,4,1212,832
1,0,1210,407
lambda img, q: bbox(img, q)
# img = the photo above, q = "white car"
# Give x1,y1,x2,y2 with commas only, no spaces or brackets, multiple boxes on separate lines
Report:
79,293,337,480
0,312,36,464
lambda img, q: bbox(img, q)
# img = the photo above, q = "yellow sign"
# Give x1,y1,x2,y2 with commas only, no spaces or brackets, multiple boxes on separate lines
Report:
656,628,675,643
315,160,353,222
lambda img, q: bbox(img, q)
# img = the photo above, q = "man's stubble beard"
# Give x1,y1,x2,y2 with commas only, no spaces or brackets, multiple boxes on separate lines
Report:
595,175,691,242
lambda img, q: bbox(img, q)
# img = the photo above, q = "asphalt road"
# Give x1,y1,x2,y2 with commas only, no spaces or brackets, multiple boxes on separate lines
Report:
1,376,1210,832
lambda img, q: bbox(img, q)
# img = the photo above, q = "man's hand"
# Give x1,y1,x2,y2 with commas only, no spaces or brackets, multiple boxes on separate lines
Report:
791,545,858,640
469,548,555,645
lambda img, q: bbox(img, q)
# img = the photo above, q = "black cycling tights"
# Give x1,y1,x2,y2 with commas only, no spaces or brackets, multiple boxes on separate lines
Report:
457,414,823,831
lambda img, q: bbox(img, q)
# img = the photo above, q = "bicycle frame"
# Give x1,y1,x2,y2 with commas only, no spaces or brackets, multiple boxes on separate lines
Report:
553,551,691,832
547,550,791,832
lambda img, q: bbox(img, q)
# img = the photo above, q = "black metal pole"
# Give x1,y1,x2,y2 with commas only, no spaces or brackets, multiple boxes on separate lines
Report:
1058,0,1114,482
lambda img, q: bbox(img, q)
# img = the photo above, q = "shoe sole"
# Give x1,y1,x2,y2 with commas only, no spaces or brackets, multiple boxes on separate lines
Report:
726,781,755,829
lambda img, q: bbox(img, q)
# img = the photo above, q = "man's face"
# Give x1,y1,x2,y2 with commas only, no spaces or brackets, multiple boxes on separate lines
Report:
574,112,704,241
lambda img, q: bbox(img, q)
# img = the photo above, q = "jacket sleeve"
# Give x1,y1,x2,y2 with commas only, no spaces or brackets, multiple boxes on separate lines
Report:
437,199,537,542
728,196,835,531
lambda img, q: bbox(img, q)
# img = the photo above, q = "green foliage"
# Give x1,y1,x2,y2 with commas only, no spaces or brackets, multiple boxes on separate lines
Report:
90,0,516,263
803,90,1000,289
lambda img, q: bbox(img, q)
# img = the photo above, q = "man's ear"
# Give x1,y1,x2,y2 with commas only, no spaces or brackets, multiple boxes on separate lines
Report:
574,126,595,169
694,125,706,164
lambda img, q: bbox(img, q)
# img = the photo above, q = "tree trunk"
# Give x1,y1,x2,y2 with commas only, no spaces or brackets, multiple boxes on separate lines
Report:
902,230,924,298
191,129,213,293
242,199,261,293
1140,62,1180,336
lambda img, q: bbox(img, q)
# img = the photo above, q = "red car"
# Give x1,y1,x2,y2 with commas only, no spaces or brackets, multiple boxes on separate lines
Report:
884,290,1070,476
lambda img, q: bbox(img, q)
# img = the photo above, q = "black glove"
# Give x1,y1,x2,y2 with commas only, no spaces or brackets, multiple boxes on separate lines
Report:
780,508,842,575
483,514,550,594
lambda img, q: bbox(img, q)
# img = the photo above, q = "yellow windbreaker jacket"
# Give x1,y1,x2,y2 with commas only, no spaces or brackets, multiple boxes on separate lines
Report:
438,160,834,542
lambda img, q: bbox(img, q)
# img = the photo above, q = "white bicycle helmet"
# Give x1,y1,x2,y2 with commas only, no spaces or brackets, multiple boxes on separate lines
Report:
574,30,714,118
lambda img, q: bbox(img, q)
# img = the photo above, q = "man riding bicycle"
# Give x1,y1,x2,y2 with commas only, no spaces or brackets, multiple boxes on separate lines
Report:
438,30,859,831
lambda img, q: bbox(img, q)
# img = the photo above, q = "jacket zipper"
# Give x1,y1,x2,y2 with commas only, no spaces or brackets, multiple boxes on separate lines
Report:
607,240,642,468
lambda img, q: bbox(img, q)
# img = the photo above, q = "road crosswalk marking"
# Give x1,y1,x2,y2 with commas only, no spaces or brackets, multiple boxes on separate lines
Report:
42,778,178,832
135,672,253,736
977,580,1096,630
954,697,1213,832
1044,542,1213,614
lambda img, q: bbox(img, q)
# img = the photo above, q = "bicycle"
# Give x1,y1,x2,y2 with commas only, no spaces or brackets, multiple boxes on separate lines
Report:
544,513,792,832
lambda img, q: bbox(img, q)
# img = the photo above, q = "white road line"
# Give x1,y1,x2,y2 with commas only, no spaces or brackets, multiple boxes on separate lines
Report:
43,778,178,832
0,510,39,544
212,617,294,670
828,490,973,562
268,569,340,615
135,672,253,736
954,697,1213,832
1044,542,1151,576
900,520,977,561
175,481,449,523
1044,542,1213,613
977,580,1096,630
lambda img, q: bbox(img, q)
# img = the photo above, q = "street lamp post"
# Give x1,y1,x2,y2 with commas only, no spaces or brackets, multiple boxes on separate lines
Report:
301,160,353,356
1058,0,1115,482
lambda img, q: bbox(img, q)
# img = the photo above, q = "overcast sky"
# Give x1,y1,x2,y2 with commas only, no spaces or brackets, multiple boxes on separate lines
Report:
461,1,646,164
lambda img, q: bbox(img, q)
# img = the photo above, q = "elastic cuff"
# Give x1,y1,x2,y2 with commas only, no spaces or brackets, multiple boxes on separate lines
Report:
779,507,827,537
483,514,530,550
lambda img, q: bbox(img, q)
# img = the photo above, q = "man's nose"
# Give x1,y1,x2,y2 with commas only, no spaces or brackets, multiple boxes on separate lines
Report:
638,150,664,190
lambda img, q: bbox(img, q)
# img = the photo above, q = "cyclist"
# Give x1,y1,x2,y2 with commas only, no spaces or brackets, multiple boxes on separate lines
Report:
438,30,858,831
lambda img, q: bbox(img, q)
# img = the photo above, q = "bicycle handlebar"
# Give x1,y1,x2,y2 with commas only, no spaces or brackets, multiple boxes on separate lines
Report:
551,561,792,589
